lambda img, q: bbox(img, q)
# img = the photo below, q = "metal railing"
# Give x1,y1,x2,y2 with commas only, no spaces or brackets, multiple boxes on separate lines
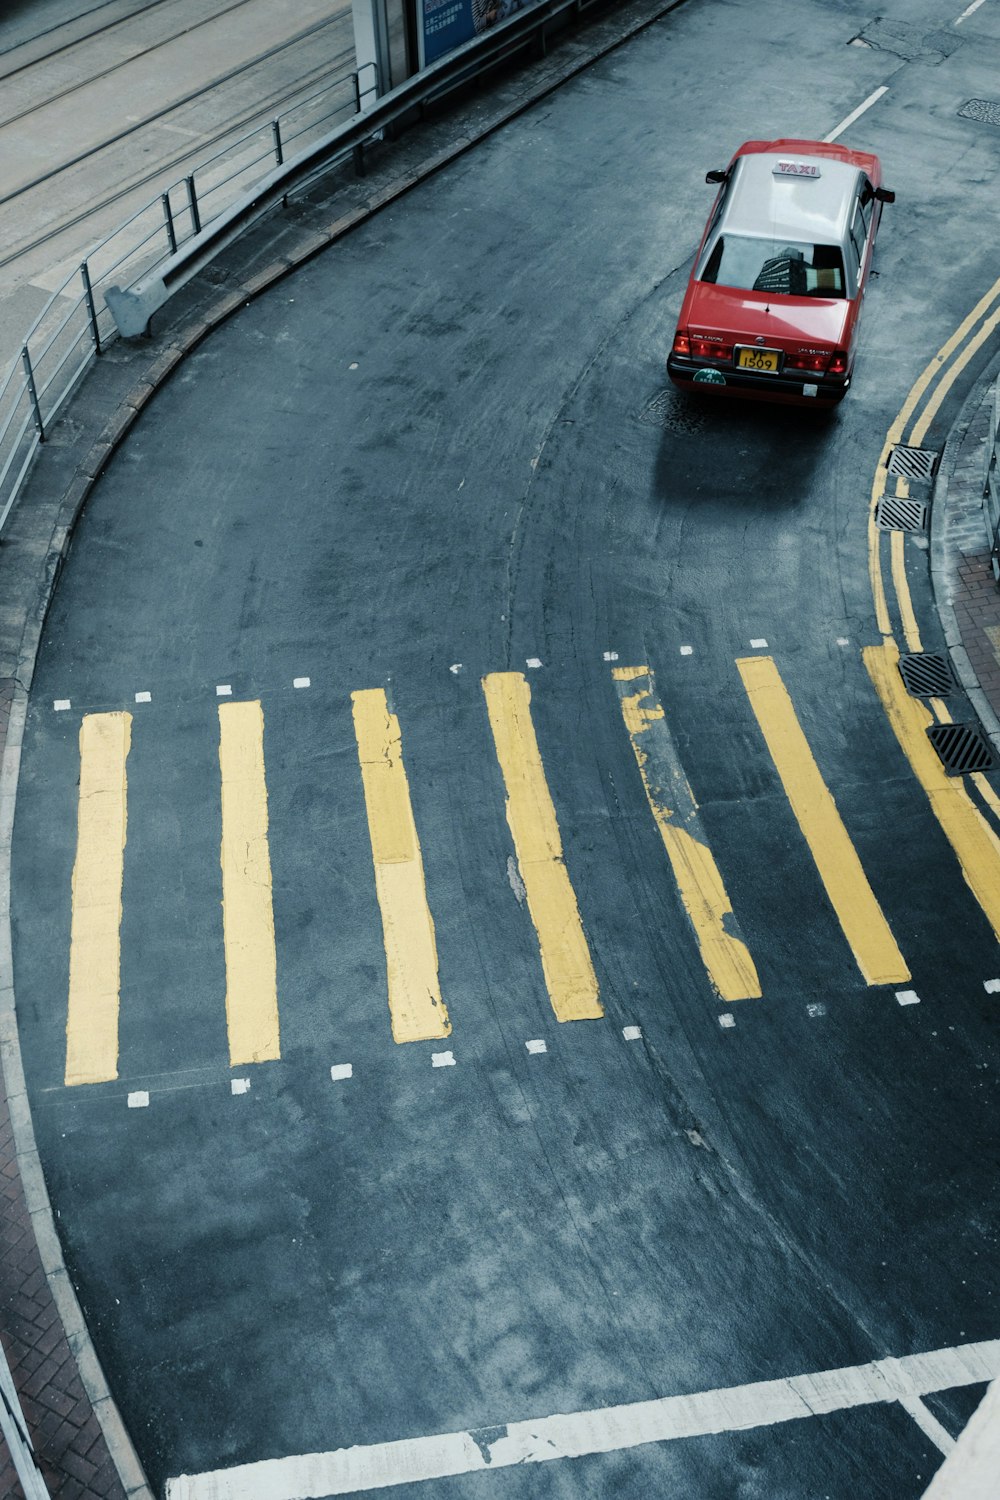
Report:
0,59,377,536
1,1341,49,1498
984,376,1000,580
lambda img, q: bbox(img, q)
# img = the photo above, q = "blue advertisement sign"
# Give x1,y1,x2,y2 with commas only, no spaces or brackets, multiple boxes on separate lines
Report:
420,0,532,67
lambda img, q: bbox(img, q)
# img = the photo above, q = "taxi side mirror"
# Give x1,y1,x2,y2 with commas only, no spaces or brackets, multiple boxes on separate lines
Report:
875,187,895,203
705,169,728,184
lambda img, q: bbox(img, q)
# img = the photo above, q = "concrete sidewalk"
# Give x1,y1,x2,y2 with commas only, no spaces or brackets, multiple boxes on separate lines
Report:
933,358,1000,746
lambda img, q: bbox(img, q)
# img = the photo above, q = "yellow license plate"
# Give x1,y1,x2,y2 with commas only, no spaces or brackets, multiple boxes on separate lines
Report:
736,347,781,373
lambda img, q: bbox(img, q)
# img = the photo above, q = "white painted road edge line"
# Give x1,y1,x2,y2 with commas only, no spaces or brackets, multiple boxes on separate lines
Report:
825,85,890,143
164,1339,1000,1500
955,0,986,23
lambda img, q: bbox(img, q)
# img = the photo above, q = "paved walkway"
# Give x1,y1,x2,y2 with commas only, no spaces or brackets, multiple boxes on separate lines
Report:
0,1,997,1492
935,363,1000,743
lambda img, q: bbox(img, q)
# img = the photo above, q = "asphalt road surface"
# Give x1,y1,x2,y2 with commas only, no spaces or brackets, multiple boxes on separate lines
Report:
9,0,1000,1495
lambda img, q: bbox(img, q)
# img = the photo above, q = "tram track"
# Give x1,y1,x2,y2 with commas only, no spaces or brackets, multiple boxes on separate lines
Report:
0,0,201,75
0,41,357,273
0,0,266,120
0,9,352,212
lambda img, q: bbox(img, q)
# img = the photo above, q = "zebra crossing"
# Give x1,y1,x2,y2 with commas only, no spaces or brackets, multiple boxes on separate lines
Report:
53,648,1000,1088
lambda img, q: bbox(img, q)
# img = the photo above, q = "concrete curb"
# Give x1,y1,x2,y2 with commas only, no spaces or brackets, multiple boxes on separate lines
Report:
0,0,691,1492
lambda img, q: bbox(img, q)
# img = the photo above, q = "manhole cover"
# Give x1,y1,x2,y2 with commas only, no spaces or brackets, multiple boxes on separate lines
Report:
874,495,929,532
927,722,994,774
959,99,1000,127
886,445,940,481
639,390,707,434
898,652,955,697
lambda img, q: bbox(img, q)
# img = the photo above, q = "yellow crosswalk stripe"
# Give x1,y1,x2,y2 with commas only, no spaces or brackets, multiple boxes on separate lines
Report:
482,672,602,1022
351,688,451,1043
865,639,1000,939
65,712,132,1086
613,666,760,1001
218,701,280,1065
737,655,910,987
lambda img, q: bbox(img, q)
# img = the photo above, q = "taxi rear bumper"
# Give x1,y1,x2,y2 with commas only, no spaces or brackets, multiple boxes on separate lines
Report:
667,353,850,406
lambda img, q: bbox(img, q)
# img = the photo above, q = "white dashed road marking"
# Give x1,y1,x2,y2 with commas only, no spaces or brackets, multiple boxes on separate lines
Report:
127,1091,149,1109
135,691,151,704
54,699,70,711
525,1039,547,1055
330,1064,353,1082
431,1051,456,1068
216,684,232,697
896,990,921,1006
622,1025,642,1041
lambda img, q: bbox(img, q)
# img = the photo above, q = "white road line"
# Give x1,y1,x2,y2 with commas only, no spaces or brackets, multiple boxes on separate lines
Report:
431,1051,455,1068
135,691,151,704
719,1014,736,1029
525,1039,547,1054
900,1395,956,1455
984,978,1000,993
525,657,543,669
164,1339,1000,1500
293,677,310,690
230,1079,250,1096
622,1025,642,1041
126,1092,149,1109
825,85,890,143
955,0,986,22
216,684,232,697
896,990,921,1006
54,699,71,711
749,638,768,649
680,645,693,656
330,1064,353,1082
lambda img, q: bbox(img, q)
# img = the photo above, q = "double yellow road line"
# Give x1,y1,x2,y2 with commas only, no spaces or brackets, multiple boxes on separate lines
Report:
867,273,1000,941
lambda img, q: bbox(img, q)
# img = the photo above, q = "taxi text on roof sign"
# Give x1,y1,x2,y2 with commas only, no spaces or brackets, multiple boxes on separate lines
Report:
774,161,821,177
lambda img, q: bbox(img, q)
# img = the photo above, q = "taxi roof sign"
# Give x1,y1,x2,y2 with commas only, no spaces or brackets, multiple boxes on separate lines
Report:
773,160,821,177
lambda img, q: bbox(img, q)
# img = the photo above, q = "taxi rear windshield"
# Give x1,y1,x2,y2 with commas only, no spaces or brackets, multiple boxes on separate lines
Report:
700,236,846,297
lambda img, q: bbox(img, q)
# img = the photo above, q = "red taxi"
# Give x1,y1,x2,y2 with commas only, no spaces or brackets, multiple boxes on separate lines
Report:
667,138,894,406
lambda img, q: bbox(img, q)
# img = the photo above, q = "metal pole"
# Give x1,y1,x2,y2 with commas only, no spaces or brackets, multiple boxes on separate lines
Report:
80,262,101,355
272,119,284,166
162,192,177,255
185,175,201,236
353,70,362,114
21,347,44,443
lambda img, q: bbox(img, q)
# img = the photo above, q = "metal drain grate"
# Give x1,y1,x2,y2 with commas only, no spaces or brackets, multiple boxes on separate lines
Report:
959,98,1000,127
927,722,994,775
874,495,929,532
898,652,955,697
639,390,707,434
886,445,940,481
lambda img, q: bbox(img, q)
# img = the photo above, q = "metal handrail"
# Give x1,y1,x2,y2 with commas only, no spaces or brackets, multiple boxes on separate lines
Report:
1,1338,50,1498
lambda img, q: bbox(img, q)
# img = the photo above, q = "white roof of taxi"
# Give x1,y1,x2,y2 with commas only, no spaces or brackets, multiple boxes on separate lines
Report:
719,150,861,245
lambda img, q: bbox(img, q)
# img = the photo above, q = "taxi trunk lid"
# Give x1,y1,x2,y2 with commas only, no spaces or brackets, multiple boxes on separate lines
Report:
687,284,850,357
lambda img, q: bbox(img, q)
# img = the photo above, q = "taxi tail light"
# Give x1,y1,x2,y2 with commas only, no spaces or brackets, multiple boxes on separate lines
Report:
672,330,691,355
786,353,829,373
828,349,849,376
690,337,733,360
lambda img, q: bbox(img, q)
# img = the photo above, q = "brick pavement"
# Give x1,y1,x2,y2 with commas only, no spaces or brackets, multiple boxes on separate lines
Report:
0,1072,127,1500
